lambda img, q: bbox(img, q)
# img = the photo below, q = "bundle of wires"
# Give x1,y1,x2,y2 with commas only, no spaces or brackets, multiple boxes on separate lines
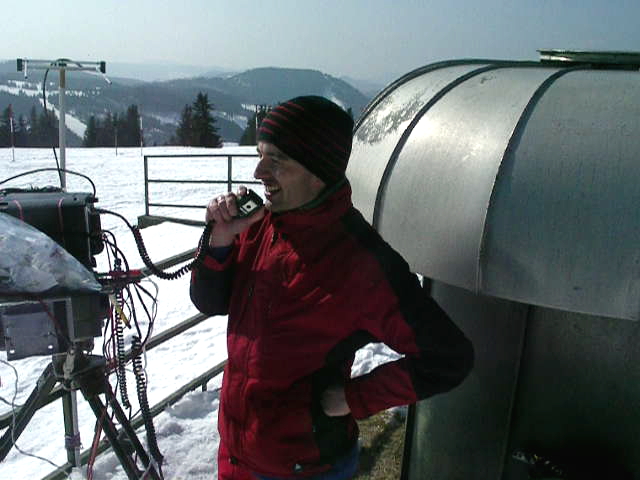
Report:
88,225,163,480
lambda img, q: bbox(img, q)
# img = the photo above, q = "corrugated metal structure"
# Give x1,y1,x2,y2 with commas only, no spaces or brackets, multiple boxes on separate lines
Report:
347,51,640,479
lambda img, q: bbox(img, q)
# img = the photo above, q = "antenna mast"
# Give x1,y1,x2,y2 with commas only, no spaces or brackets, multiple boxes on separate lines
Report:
17,58,110,190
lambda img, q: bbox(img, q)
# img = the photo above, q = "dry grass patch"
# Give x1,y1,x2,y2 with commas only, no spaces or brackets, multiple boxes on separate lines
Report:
354,409,406,479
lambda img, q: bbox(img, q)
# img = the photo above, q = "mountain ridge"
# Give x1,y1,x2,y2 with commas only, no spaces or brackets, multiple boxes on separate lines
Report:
0,62,372,145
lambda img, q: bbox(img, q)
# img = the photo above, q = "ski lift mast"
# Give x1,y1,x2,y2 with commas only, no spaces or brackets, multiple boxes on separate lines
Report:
17,58,110,189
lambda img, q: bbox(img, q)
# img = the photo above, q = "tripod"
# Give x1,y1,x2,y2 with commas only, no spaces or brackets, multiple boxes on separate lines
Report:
0,349,160,479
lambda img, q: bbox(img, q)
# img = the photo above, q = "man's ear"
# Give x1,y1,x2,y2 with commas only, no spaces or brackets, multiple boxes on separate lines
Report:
310,175,326,193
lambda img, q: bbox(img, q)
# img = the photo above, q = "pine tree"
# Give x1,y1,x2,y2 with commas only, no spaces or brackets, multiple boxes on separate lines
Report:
176,104,194,146
0,106,10,147
29,106,39,145
38,109,58,147
191,92,222,147
16,115,28,147
83,116,98,147
123,104,141,147
239,105,269,145
96,112,115,147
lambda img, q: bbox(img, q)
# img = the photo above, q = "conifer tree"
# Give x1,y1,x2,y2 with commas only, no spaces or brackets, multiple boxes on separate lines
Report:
38,109,58,147
83,116,98,147
0,106,11,147
191,92,222,147
123,104,141,147
16,115,28,147
29,106,39,145
83,105,141,147
239,105,270,145
96,112,115,147
176,104,194,146
173,93,223,147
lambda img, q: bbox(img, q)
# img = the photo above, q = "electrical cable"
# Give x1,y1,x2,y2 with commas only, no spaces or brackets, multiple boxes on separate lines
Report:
124,284,143,339
100,237,133,410
0,359,62,469
96,207,214,280
0,167,97,196
131,336,164,477
41,67,62,187
99,225,165,477
114,294,132,410
131,281,159,347
86,415,104,480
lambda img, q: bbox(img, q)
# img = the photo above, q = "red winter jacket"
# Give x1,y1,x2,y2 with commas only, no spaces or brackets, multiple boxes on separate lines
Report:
190,182,473,478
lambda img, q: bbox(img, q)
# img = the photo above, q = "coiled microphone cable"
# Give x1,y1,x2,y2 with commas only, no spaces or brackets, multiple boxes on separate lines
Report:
112,259,132,410
132,335,164,476
96,208,214,280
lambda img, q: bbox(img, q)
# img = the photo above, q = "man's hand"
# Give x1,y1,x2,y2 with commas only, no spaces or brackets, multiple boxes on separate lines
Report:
321,385,351,417
206,186,265,247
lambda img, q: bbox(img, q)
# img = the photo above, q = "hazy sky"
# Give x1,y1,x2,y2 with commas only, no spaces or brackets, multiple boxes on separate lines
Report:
4,0,640,84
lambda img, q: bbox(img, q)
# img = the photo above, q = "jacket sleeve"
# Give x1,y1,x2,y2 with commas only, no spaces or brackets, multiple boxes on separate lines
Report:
189,245,236,316
344,245,474,420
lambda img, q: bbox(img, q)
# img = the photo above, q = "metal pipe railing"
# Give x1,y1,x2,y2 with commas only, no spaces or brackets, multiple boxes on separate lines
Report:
139,153,261,228
143,153,261,214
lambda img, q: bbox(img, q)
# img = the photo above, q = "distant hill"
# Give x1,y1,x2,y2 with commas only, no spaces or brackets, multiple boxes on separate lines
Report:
199,67,370,111
339,75,385,98
0,62,372,146
107,62,235,82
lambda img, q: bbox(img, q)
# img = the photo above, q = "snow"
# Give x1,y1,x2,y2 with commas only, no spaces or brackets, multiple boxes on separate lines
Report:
37,98,88,138
147,114,178,125
0,85,40,97
0,146,399,479
325,92,346,111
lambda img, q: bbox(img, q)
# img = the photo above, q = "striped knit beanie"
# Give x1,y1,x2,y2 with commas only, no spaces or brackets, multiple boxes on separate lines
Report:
257,96,354,186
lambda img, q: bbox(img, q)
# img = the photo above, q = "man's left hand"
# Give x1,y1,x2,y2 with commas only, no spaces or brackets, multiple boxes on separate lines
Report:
321,385,351,417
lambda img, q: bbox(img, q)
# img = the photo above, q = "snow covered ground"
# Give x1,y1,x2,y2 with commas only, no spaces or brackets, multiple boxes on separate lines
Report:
0,146,399,479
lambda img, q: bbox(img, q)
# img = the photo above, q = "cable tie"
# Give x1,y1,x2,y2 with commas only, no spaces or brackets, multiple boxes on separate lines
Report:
64,433,82,450
108,294,131,327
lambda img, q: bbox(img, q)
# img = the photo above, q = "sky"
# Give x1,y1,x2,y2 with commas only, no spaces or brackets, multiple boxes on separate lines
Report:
3,0,640,84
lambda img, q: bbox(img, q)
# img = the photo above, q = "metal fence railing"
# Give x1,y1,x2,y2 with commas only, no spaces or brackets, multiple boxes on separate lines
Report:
140,153,260,228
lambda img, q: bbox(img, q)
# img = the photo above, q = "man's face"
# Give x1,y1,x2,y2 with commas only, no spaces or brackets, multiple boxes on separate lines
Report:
254,141,326,212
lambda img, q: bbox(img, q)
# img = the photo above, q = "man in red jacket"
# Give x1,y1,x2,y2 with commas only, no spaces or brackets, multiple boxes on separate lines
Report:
190,96,473,480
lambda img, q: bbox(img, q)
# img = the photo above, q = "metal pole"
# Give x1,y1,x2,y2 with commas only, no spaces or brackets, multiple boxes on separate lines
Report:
9,113,16,162
144,156,150,216
62,390,82,468
9,104,15,162
59,68,67,190
227,155,233,192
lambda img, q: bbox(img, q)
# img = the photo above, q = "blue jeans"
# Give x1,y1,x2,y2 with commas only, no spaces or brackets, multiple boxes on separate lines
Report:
254,444,359,480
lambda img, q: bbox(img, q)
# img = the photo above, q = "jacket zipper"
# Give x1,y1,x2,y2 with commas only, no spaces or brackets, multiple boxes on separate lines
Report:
234,229,276,460
236,282,254,456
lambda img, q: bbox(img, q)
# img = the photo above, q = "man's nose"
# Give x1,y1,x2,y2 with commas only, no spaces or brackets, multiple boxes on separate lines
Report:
254,158,269,179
